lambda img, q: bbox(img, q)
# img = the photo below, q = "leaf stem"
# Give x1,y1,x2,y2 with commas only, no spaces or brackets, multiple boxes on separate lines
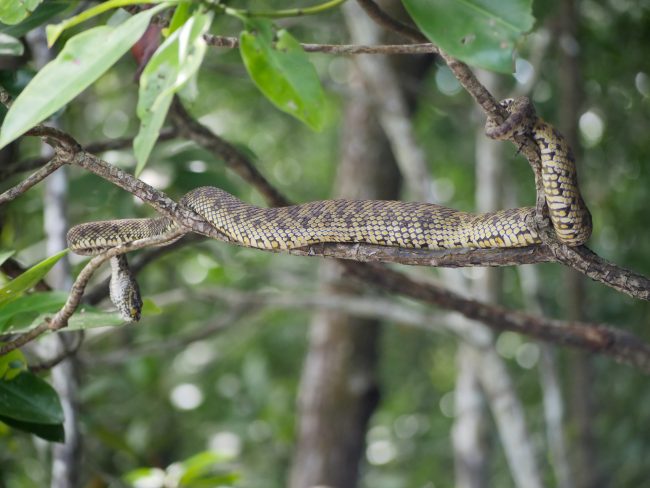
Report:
221,0,347,19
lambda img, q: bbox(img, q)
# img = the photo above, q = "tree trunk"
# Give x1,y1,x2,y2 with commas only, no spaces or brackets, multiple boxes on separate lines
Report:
557,1,599,486
288,68,400,488
26,28,82,488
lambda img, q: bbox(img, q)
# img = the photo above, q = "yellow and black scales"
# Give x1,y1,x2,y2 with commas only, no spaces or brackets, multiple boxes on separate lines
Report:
67,98,592,319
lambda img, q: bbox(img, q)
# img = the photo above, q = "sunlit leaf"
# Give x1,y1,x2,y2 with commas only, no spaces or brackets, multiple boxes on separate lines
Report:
165,0,191,36
402,0,534,73
0,348,26,380
0,250,68,308
123,467,166,485
0,371,64,424
239,19,327,131
0,0,43,25
0,4,170,150
0,1,69,38
46,0,172,46
141,298,161,316
179,450,232,483
134,9,212,175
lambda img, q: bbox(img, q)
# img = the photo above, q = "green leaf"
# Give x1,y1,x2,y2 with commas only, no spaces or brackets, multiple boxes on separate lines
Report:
67,311,125,330
0,1,70,38
0,348,26,380
0,291,68,333
0,249,68,308
45,0,172,46
179,451,232,484
134,9,212,175
166,0,192,36
124,467,166,485
0,33,23,56
239,19,327,131
0,0,43,25
402,0,535,73
0,250,15,266
0,371,64,425
0,415,65,442
0,4,170,150
141,298,161,316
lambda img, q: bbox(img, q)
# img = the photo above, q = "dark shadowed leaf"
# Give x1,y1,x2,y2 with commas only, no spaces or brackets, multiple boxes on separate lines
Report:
0,371,64,425
0,415,65,442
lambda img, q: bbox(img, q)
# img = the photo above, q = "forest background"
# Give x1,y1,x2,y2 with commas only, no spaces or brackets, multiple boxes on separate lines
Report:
0,1,649,487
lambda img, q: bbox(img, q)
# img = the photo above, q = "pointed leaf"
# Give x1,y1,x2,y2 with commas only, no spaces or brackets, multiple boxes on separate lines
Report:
0,0,43,25
45,0,171,47
239,19,327,131
0,249,68,307
402,0,534,73
0,371,64,424
0,4,170,150
134,9,212,175
0,1,70,38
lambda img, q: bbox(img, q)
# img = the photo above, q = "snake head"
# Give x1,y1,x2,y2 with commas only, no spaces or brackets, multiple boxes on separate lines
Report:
109,255,143,322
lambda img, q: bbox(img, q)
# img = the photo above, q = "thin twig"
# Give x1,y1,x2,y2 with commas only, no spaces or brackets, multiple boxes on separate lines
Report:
0,230,185,356
29,332,84,372
0,155,67,205
204,33,438,55
0,127,177,179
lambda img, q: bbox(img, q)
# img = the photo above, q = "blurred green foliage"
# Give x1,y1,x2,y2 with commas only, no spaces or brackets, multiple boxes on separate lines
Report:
0,1,649,487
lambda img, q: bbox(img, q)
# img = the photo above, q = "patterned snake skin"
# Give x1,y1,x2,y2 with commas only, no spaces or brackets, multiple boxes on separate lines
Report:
67,97,592,320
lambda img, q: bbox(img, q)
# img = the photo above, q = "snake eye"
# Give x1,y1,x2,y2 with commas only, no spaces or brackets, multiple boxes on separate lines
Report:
130,307,141,321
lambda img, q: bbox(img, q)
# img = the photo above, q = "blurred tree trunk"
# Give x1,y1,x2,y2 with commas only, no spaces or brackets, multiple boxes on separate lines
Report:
288,67,400,488
451,75,504,486
26,28,82,488
556,1,599,486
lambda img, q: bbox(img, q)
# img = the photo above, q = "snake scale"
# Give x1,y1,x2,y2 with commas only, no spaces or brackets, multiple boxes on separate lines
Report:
67,98,592,320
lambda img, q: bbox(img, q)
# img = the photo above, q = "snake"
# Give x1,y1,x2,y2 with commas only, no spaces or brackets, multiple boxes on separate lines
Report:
67,97,592,321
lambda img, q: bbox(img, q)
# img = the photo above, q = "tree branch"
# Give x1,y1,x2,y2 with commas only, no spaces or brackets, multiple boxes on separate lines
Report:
0,230,185,356
346,263,650,373
204,33,439,55
0,127,177,180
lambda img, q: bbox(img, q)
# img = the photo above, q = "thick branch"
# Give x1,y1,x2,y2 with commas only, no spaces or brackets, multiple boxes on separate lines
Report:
2,87,649,364
346,263,650,373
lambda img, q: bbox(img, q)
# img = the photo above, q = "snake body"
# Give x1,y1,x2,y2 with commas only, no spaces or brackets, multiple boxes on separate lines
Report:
67,98,591,320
